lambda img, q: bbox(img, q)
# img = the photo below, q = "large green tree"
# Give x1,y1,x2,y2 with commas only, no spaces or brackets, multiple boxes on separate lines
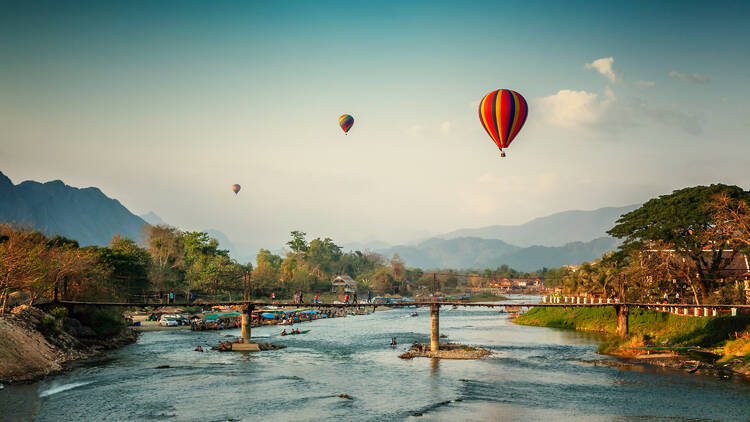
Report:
608,184,750,302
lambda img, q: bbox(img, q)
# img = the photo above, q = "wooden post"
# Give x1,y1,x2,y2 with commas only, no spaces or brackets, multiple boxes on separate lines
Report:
430,304,439,352
616,305,629,337
241,303,254,343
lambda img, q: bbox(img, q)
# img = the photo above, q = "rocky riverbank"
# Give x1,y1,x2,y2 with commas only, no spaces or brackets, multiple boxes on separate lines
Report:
0,305,138,384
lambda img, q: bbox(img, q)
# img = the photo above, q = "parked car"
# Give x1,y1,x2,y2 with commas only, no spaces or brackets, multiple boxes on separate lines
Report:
159,317,178,327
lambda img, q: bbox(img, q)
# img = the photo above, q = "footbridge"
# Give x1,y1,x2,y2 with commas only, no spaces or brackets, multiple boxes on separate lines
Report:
48,298,750,353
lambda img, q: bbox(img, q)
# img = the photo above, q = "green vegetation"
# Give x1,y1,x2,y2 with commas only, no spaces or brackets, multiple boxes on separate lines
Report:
552,184,750,306
49,307,69,320
516,307,750,357
73,307,126,337
39,316,57,334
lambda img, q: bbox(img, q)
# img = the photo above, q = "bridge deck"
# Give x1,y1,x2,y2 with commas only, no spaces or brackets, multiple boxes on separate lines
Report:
50,300,750,309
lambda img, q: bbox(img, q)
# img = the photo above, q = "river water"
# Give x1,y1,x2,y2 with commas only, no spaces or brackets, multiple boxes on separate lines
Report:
2,297,750,421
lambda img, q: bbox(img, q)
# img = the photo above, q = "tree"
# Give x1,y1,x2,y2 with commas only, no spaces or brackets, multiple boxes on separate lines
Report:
608,184,750,301
709,194,750,252
307,237,342,274
252,249,282,296
0,225,45,311
287,231,309,258
101,235,151,299
143,225,185,291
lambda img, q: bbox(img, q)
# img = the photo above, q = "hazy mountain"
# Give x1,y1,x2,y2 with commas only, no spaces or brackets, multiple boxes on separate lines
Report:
0,171,147,246
492,237,620,271
376,236,619,272
438,205,639,247
378,237,521,269
341,240,391,251
140,211,167,226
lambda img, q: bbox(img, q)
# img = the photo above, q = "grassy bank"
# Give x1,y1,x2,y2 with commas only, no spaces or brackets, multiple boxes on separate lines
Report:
515,306,750,370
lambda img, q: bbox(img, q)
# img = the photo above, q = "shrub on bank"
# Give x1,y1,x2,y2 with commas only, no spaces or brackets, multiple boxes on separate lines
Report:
72,307,126,337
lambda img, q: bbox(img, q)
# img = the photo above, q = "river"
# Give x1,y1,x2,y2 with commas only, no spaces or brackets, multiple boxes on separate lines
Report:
2,297,750,421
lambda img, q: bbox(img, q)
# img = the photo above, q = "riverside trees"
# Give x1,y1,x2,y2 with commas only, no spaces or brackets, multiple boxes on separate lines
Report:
558,184,750,304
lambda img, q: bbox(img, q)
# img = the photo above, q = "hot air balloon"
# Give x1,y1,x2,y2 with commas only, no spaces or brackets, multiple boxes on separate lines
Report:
478,89,528,157
232,184,241,195
339,114,354,134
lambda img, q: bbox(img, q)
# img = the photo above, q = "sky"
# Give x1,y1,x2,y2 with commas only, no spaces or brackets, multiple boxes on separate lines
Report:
2,1,750,257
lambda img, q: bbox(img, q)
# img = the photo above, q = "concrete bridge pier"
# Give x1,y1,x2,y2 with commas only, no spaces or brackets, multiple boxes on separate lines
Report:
615,305,629,337
232,303,260,352
430,304,440,352
241,303,254,343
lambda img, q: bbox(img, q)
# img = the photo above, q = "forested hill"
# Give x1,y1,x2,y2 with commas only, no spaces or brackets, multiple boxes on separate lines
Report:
438,205,638,247
0,171,147,246
377,236,620,272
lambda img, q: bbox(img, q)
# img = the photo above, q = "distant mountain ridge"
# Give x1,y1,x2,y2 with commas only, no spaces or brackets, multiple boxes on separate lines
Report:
377,236,619,272
0,171,147,246
438,205,639,247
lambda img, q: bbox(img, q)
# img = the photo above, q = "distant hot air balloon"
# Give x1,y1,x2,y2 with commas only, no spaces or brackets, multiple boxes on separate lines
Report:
478,89,528,157
339,114,354,134
232,184,241,195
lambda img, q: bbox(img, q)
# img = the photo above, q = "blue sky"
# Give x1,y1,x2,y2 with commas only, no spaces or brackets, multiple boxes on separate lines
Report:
2,1,749,257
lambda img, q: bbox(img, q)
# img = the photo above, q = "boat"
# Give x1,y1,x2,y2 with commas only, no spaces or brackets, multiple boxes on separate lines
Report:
451,305,457,310
280,329,310,336
410,312,418,317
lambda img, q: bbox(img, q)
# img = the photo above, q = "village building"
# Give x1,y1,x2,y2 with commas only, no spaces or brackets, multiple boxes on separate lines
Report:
330,275,357,293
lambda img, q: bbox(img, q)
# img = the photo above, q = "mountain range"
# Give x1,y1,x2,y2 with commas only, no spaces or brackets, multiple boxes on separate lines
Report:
0,171,637,270
0,171,147,246
375,236,620,272
436,205,638,247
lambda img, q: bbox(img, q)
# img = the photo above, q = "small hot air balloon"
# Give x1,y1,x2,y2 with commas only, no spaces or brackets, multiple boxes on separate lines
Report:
339,114,354,134
478,89,528,157
232,184,241,195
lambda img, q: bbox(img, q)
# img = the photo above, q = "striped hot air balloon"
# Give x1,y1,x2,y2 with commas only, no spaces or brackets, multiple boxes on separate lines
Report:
232,184,241,195
339,114,354,134
478,89,528,157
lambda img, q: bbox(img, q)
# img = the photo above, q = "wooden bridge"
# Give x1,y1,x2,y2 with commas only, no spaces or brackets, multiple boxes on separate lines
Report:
47,298,750,353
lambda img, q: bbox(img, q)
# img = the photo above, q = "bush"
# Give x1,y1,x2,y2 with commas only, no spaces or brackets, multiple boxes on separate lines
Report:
40,316,58,333
50,307,69,320
72,307,126,337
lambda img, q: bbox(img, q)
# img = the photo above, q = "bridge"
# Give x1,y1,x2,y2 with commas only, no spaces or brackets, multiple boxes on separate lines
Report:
47,298,750,353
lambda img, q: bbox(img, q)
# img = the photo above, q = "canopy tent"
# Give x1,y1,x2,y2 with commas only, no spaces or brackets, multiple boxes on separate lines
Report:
204,312,242,321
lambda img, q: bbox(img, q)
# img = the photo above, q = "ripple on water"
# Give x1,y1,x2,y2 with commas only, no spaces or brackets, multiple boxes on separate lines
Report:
2,299,750,421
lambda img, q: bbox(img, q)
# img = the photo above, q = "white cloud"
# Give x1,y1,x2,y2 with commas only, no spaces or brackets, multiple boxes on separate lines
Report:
536,89,614,128
405,124,424,137
440,121,452,133
585,57,618,83
633,80,655,88
668,71,710,84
